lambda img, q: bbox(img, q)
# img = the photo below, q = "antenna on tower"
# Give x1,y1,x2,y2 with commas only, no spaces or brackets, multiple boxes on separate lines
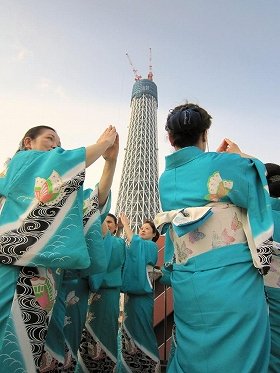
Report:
148,47,153,81
126,52,142,81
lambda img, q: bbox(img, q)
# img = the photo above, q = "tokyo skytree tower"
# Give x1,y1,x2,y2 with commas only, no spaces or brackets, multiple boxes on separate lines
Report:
115,51,160,232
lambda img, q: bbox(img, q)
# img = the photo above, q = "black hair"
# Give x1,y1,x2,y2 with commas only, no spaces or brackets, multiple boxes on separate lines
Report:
265,163,280,198
18,125,57,151
107,213,118,225
165,102,212,148
143,219,160,242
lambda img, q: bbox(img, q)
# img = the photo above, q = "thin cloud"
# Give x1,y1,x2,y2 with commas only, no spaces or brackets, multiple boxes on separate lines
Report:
14,46,32,62
38,78,67,99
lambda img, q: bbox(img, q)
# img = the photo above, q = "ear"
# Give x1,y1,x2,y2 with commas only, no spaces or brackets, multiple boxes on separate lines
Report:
23,137,32,150
168,132,175,146
202,130,207,143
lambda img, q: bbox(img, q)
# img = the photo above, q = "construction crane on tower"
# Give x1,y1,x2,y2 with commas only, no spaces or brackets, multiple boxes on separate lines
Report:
126,49,154,81
126,52,142,81
148,47,153,81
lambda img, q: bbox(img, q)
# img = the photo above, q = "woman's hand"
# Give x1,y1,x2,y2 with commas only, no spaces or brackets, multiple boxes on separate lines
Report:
119,212,130,227
97,125,117,149
216,138,254,159
102,133,119,162
216,138,242,154
117,215,124,230
119,212,133,243
85,125,117,168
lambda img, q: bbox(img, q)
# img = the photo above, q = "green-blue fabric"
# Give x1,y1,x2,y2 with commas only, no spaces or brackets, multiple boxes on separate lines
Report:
76,234,126,371
79,188,111,277
117,235,160,372
160,147,273,246
266,286,280,373
43,190,111,369
159,146,273,373
89,233,126,291
170,245,270,373
121,235,158,294
117,293,160,373
0,147,90,269
0,146,89,372
265,197,280,373
172,208,213,237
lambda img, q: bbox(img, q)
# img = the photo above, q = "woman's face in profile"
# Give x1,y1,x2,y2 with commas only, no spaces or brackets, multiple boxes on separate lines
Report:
24,129,61,151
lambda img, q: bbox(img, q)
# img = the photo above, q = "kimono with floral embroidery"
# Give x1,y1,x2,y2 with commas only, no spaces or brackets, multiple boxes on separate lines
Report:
40,187,111,373
264,197,280,372
0,147,90,373
157,146,274,373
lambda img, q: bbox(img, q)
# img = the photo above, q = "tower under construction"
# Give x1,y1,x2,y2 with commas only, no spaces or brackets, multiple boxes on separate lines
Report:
115,51,160,232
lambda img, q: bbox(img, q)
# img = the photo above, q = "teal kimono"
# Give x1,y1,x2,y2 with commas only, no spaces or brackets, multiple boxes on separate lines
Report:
40,187,110,372
264,197,280,373
157,147,273,373
76,233,126,372
117,235,161,373
0,147,90,372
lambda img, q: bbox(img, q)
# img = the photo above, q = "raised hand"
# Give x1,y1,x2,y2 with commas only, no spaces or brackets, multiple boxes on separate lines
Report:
103,133,119,162
216,138,242,154
97,125,117,149
119,212,130,227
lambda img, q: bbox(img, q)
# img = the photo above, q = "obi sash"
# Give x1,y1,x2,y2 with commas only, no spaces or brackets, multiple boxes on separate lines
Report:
155,202,272,270
264,241,280,288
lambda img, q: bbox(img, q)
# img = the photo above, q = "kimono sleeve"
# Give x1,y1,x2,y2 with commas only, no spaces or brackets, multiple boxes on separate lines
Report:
0,147,91,269
229,158,274,272
121,235,158,295
80,187,110,276
88,232,113,291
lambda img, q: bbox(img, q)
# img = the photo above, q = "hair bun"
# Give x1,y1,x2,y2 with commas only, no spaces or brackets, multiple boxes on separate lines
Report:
166,108,202,132
265,163,280,198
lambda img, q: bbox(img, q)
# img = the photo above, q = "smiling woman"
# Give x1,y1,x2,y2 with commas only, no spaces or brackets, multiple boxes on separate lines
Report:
0,124,118,372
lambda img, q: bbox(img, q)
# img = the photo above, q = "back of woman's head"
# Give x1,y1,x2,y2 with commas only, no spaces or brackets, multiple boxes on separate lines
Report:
165,102,212,148
265,163,280,198
18,125,56,151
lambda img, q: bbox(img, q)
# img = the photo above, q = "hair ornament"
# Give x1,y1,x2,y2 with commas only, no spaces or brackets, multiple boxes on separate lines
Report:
166,107,202,131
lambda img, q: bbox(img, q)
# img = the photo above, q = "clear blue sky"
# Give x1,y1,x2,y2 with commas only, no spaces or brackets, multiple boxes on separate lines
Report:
0,0,279,211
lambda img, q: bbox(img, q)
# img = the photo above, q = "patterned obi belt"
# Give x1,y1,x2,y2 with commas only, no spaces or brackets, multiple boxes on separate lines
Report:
264,241,280,288
155,203,250,266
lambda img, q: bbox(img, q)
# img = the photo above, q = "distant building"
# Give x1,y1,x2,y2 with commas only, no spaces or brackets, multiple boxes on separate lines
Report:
116,54,173,366
115,73,160,231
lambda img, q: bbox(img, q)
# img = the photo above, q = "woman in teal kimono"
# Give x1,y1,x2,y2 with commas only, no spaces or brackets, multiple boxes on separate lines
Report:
0,124,117,372
76,213,126,372
263,163,280,373
40,135,119,372
155,103,274,373
117,213,161,373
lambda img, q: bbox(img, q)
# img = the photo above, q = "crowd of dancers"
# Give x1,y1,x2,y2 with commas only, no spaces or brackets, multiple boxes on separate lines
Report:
0,101,279,373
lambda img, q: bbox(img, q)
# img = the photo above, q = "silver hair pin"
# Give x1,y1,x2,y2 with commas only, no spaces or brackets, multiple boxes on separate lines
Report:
183,109,192,125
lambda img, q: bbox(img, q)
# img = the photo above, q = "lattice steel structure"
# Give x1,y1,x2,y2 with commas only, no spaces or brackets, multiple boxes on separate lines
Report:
115,77,160,233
